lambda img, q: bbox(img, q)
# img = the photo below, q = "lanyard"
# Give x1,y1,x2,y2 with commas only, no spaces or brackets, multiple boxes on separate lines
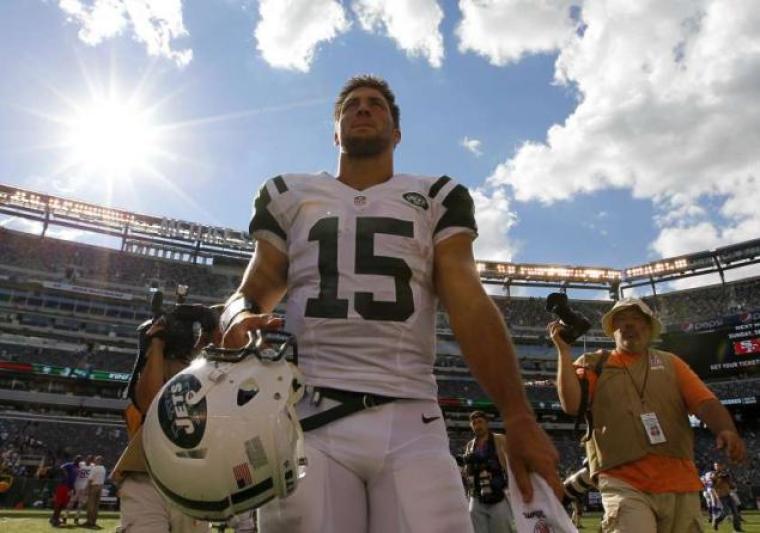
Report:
621,351,650,404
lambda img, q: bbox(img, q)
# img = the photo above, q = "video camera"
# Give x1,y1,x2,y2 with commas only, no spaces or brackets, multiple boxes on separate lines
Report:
546,292,591,344
145,287,219,360
125,285,219,404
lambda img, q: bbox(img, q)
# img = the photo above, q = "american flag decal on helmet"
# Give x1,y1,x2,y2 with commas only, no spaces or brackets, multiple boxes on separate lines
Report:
233,463,253,489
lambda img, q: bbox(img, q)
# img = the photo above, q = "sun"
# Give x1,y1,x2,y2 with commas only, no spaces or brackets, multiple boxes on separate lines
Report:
64,96,161,177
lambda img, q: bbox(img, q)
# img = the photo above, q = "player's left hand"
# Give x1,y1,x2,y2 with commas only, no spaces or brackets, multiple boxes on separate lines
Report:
716,429,746,464
504,413,563,503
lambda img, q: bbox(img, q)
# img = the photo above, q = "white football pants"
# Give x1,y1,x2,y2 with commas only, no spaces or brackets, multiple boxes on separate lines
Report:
258,397,473,533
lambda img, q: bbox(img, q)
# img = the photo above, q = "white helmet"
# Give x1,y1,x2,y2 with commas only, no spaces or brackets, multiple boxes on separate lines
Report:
142,331,305,522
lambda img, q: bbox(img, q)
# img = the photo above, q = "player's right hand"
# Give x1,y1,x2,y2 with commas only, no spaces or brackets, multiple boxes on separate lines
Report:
504,413,564,503
221,313,284,349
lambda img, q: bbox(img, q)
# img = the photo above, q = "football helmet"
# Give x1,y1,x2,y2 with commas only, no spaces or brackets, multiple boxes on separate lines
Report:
142,330,305,521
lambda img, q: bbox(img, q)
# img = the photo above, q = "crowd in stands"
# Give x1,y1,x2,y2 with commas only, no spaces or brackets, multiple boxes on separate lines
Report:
644,277,760,326
437,372,760,405
0,229,236,298
2,226,760,512
3,309,136,343
493,296,611,335
0,418,125,479
438,378,564,406
707,377,760,401
0,342,134,374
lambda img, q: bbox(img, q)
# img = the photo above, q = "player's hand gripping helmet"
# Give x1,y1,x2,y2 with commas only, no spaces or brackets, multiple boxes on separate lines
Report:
142,330,305,522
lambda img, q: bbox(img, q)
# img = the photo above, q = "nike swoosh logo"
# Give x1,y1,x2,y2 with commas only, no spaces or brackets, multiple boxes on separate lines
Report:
421,414,441,424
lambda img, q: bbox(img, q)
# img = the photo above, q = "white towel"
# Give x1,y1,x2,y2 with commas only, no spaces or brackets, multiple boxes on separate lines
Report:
506,466,578,533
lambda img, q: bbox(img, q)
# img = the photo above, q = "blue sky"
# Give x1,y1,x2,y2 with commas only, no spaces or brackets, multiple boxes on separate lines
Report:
1,1,758,290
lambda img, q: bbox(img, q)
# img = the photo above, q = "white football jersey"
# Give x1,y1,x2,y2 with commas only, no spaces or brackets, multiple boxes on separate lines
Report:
74,462,91,490
250,172,477,400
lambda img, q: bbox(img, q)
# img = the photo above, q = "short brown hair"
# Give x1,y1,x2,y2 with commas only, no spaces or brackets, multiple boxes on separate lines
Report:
469,410,488,422
334,75,400,129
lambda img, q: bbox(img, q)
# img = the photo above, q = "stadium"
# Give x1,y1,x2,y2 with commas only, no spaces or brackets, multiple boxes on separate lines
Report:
1,183,758,530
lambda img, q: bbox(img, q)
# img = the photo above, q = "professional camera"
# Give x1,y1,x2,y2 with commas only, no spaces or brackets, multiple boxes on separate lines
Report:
546,292,591,344
126,286,219,404
146,288,218,360
563,462,593,503
462,452,506,504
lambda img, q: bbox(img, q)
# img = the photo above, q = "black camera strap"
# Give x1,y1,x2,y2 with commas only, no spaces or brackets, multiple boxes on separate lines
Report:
577,351,610,436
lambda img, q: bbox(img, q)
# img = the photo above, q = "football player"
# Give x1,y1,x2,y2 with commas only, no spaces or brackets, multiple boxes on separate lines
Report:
220,75,562,533
64,454,91,525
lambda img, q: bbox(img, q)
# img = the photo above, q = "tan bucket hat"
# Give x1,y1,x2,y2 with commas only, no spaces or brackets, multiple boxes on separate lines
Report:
601,297,663,339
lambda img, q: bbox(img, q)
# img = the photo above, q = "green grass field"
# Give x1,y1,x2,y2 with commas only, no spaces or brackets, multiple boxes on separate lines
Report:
0,510,120,532
1,509,759,531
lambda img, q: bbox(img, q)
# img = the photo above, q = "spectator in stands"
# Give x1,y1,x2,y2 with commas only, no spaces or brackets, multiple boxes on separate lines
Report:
552,297,746,532
85,455,106,527
112,304,218,533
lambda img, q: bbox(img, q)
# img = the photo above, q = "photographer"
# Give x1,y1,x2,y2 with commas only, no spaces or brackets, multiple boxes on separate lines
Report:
113,289,218,533
462,411,514,533
562,460,595,528
551,297,746,532
711,462,743,531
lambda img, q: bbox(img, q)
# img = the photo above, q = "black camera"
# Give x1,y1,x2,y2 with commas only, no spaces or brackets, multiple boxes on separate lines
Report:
126,286,219,404
546,292,591,344
146,288,219,360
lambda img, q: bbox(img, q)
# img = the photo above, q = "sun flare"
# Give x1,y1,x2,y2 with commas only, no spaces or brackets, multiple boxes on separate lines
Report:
65,97,161,176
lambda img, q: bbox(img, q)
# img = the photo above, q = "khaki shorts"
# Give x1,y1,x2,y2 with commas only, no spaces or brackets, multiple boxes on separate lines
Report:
598,474,704,533
118,473,210,533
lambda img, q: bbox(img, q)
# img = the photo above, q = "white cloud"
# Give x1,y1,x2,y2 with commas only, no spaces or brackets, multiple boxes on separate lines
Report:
471,187,518,261
486,0,760,259
45,227,88,242
0,216,43,234
57,0,192,67
352,0,445,68
651,222,721,258
254,0,350,72
461,136,483,157
456,0,579,66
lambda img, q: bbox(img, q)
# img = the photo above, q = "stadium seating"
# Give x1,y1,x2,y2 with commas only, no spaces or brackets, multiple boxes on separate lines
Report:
2,226,760,508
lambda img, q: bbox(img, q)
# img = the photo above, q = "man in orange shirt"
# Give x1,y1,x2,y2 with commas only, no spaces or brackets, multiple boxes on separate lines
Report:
551,297,746,532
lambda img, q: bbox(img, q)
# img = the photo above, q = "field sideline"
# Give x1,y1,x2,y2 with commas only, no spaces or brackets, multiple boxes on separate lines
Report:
1,510,759,532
